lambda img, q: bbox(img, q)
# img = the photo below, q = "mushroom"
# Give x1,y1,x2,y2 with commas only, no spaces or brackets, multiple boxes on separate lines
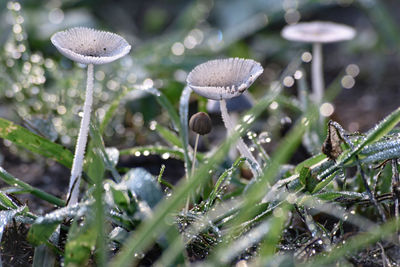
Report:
186,58,263,177
187,111,212,211
51,27,131,206
281,21,356,104
207,92,254,160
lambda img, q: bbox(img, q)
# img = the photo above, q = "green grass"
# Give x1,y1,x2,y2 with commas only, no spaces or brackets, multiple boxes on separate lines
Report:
1,0,400,266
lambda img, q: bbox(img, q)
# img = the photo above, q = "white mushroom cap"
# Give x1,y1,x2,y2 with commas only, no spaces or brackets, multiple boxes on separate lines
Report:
51,27,131,65
186,58,263,100
281,21,356,43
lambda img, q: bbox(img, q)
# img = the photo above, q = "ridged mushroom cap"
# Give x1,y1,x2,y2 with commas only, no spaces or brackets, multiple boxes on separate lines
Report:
281,21,356,43
51,27,131,65
186,58,263,100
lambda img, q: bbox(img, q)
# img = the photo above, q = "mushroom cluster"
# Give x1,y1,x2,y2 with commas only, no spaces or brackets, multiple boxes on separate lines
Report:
50,21,356,206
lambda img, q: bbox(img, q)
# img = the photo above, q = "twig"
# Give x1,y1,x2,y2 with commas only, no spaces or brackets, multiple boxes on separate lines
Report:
185,134,200,213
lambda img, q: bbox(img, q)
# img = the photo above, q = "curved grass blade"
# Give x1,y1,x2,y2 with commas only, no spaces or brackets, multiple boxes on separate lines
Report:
179,86,192,173
0,118,73,168
88,123,121,182
155,124,182,148
204,157,245,211
0,191,18,210
136,87,180,131
99,86,132,135
0,167,65,207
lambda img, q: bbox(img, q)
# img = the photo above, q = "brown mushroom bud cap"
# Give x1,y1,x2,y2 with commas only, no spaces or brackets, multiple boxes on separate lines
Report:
189,112,212,135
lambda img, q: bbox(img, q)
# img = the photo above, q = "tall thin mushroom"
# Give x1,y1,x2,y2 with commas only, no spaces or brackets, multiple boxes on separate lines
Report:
281,21,356,105
51,27,131,206
186,58,263,177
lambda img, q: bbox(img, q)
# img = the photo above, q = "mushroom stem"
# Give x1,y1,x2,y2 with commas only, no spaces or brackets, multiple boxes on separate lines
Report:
220,99,260,177
185,133,200,212
191,133,200,179
312,42,324,105
67,63,94,206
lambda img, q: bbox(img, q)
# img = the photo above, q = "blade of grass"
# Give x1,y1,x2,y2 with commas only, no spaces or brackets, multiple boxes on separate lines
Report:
179,86,192,174
33,244,56,267
256,203,290,258
0,191,18,209
204,157,245,211
138,86,192,175
302,218,400,267
88,123,121,182
155,124,182,148
99,86,133,135
120,145,204,162
0,167,65,207
0,118,73,168
87,147,106,266
218,204,290,265
136,87,180,131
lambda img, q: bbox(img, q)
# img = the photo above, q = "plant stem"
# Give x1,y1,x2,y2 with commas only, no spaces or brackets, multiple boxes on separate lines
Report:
312,42,324,105
392,159,400,243
191,134,200,179
220,99,260,178
67,63,94,206
157,164,173,189
185,133,200,213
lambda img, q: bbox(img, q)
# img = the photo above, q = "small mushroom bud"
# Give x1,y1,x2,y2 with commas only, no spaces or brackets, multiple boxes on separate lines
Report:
189,112,212,135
